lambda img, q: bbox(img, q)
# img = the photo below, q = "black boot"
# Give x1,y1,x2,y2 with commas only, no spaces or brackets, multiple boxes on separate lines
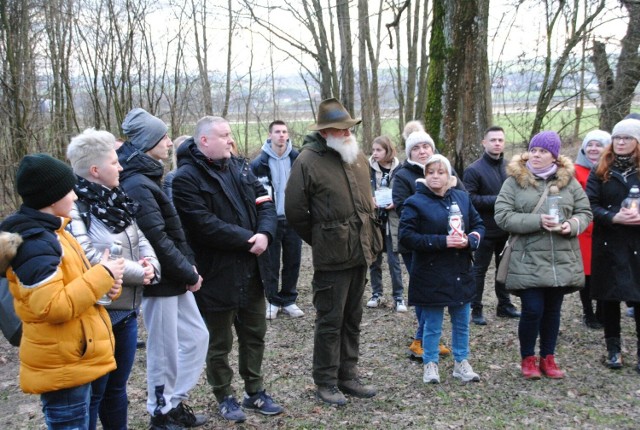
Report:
605,337,623,369
583,313,603,330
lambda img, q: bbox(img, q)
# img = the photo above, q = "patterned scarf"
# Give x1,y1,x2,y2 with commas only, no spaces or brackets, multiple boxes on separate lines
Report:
75,176,139,234
613,154,636,177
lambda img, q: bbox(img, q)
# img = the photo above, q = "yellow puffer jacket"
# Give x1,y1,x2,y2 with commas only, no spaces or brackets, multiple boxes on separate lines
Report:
0,207,116,394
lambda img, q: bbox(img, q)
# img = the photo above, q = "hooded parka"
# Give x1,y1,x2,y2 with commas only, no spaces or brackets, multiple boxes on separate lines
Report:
0,207,116,394
494,153,592,294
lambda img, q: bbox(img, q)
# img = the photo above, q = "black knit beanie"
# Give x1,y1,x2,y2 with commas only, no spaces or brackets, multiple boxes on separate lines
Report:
16,154,77,209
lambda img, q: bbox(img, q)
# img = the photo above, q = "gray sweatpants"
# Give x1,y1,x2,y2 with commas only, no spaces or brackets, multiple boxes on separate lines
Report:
142,292,209,416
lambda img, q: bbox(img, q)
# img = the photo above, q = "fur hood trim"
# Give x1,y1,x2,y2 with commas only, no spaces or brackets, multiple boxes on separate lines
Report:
506,153,575,189
0,232,23,274
415,176,458,191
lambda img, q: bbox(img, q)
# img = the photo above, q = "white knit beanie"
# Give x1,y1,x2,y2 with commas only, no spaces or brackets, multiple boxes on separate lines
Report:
424,154,452,176
611,119,640,144
405,131,435,159
581,130,611,152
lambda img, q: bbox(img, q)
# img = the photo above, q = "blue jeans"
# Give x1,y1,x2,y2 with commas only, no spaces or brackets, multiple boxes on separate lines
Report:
420,303,470,363
518,288,565,358
472,235,513,310
41,383,91,430
402,252,424,340
369,228,404,299
265,219,302,307
91,312,138,430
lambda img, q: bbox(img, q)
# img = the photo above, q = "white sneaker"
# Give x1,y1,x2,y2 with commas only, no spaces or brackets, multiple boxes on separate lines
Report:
366,294,383,308
423,362,440,384
266,303,279,320
282,304,304,318
395,299,407,313
453,359,480,382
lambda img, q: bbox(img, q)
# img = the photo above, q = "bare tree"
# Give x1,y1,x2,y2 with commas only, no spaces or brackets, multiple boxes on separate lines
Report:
530,0,606,137
336,0,354,111
0,0,39,211
43,0,78,158
592,0,640,130
386,0,430,132
191,0,214,115
0,0,37,160
242,0,340,100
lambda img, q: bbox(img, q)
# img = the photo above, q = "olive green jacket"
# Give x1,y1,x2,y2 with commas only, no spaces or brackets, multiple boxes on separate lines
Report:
285,132,383,271
494,153,592,293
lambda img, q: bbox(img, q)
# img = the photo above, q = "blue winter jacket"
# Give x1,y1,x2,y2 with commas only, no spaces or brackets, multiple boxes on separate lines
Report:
399,182,484,307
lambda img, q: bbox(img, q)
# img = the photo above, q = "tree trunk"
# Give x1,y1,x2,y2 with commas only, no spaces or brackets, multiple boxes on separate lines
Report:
336,0,354,112
592,1,640,130
430,0,491,173
357,0,372,151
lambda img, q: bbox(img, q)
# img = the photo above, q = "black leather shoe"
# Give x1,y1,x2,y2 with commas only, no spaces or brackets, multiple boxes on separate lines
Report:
471,309,487,325
496,305,520,318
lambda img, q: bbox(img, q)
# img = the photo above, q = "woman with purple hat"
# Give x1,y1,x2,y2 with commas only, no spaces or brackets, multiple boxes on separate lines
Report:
495,131,592,380
586,118,640,372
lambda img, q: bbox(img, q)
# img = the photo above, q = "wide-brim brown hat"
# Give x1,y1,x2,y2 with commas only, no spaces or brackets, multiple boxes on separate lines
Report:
308,98,362,131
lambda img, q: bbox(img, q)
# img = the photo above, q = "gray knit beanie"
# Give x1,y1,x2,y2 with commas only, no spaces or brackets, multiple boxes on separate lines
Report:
121,108,168,153
611,119,640,145
405,131,435,159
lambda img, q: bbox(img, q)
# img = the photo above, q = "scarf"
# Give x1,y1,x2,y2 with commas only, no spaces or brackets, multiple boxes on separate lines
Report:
613,154,636,177
526,160,558,180
75,176,139,234
574,149,594,169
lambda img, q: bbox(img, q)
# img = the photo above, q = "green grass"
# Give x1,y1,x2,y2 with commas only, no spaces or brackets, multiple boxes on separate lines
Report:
226,105,618,159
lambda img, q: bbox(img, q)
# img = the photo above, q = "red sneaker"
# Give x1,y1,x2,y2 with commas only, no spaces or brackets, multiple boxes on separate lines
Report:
539,355,565,379
521,356,541,380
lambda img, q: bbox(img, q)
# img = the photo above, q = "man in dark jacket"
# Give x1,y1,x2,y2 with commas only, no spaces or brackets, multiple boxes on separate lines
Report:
172,116,282,423
285,98,383,406
118,108,209,430
463,125,520,325
250,120,303,320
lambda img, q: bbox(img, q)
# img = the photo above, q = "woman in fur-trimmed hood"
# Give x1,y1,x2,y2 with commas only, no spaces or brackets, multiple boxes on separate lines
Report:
495,131,592,381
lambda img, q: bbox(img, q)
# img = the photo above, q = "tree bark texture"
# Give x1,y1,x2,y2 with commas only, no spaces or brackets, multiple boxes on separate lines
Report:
592,0,640,130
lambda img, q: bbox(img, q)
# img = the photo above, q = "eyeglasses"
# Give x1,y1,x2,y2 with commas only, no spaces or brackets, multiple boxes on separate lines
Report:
612,135,637,144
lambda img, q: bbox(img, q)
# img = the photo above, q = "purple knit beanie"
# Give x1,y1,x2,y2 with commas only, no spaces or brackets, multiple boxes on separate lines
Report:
529,131,561,159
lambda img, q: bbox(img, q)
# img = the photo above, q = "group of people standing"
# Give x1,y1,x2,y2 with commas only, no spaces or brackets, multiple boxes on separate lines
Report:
367,115,640,384
1,95,640,430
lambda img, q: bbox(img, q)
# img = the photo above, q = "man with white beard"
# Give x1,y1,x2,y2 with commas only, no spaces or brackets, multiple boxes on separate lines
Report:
285,98,383,406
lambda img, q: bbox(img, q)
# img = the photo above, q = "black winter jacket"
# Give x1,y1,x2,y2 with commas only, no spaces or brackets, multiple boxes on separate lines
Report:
399,182,484,307
462,152,508,239
172,139,278,312
250,148,299,198
587,165,640,302
117,141,198,297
